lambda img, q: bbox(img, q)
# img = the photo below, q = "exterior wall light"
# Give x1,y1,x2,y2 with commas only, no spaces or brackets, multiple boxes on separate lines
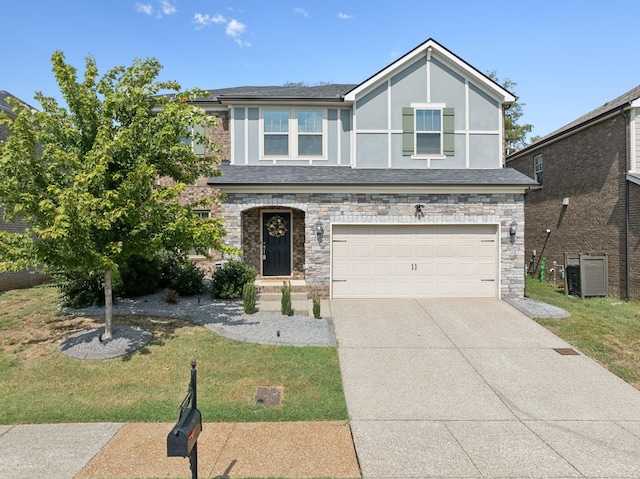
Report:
315,221,324,243
509,221,518,244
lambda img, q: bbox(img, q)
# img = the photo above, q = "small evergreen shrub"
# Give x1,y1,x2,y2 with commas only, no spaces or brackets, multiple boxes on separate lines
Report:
211,260,257,299
164,288,179,304
243,282,257,314
312,294,321,319
118,254,162,297
281,281,293,316
159,252,205,296
53,269,120,308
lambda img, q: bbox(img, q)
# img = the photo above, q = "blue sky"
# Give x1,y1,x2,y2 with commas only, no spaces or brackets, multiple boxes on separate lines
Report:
2,0,639,139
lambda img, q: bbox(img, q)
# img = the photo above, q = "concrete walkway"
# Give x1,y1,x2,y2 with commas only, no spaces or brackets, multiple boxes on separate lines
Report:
331,298,640,478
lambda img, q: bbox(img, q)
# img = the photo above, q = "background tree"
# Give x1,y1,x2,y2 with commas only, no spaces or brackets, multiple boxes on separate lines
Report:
487,71,534,156
0,52,233,339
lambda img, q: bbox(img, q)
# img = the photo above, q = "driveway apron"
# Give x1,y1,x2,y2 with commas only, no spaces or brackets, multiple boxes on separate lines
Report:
330,298,640,478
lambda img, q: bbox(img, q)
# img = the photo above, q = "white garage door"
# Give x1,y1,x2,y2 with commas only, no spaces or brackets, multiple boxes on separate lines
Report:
331,224,498,298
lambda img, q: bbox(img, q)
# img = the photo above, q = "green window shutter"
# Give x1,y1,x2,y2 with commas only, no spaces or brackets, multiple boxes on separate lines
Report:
443,108,455,156
193,124,205,156
402,107,414,156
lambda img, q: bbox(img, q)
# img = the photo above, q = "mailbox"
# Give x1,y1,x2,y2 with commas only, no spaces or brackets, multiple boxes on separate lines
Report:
167,407,202,457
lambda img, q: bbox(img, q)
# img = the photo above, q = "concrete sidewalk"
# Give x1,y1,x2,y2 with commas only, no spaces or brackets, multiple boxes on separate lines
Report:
0,421,360,479
332,298,640,478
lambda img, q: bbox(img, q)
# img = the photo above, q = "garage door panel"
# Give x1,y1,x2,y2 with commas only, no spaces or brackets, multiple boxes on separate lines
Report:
332,224,498,298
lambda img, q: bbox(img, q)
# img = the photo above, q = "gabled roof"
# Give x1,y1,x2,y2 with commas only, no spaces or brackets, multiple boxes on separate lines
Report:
508,84,640,160
344,38,516,104
197,84,357,103
192,38,514,106
208,164,538,188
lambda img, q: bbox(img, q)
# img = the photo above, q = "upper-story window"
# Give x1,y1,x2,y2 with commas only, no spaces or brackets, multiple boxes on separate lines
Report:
534,154,543,185
298,111,323,156
262,109,324,158
263,111,290,156
403,105,454,157
415,109,442,155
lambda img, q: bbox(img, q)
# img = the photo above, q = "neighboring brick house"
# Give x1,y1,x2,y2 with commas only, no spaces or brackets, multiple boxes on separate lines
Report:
189,39,536,299
506,85,640,299
0,91,50,290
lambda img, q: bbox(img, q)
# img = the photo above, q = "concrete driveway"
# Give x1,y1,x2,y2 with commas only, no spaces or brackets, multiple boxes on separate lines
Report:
330,298,640,478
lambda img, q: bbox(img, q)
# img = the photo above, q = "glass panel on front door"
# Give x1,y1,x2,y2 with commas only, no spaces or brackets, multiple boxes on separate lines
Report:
262,212,292,276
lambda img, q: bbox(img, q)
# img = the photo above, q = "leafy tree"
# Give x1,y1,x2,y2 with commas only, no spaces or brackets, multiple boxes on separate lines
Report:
0,51,233,339
487,71,534,156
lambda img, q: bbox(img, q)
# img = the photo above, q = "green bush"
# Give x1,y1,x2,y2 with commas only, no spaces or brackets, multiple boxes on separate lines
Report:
243,282,256,314
211,260,257,299
54,269,121,308
281,281,293,316
164,288,179,304
159,252,206,296
312,294,321,319
118,254,162,297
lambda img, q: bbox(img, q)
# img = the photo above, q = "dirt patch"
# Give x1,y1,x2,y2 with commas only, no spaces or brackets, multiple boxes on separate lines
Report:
0,310,195,360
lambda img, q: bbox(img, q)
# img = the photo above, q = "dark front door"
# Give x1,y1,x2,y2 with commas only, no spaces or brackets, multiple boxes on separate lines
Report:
263,212,291,276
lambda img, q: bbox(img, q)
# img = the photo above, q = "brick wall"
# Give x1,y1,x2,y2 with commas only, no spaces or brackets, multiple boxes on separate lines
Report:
0,208,50,291
508,115,631,297
221,192,526,298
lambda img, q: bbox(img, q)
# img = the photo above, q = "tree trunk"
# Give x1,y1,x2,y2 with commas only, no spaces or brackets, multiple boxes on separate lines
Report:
103,268,113,340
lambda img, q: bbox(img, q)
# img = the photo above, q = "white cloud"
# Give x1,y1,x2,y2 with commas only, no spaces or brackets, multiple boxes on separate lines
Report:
294,7,309,17
136,3,154,15
160,0,176,15
193,12,251,47
226,19,246,38
338,12,354,20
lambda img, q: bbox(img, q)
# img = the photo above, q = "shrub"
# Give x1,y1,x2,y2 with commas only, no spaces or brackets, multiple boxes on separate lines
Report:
164,288,179,304
159,252,206,296
118,254,162,297
281,281,293,316
243,282,256,314
312,294,321,319
53,269,120,308
211,260,257,299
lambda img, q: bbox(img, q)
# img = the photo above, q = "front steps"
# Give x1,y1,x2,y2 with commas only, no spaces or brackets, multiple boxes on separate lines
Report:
254,279,310,315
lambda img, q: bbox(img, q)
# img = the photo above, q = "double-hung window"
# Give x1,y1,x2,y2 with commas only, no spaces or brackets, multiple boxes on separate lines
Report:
403,105,454,157
264,111,290,156
298,111,323,156
415,109,442,155
534,154,543,186
263,109,324,158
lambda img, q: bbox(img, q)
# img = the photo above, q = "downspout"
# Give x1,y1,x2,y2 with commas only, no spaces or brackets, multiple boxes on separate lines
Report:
621,106,630,300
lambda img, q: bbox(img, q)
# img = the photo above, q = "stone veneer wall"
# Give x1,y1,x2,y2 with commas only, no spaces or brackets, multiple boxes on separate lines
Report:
221,192,526,298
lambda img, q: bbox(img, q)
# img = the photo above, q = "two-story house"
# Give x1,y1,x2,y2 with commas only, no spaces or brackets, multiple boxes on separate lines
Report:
507,84,640,300
0,91,50,291
191,39,536,299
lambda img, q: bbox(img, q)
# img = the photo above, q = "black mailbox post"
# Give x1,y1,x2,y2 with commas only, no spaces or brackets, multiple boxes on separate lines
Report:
167,360,201,479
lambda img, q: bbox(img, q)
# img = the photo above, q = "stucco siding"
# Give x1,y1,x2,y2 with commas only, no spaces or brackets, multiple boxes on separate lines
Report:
469,83,499,131
389,57,428,130
430,58,466,129
356,133,388,167
356,83,388,130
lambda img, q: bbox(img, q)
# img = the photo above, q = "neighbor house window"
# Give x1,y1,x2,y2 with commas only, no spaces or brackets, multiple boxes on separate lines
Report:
534,154,543,185
263,111,289,156
298,110,323,156
403,106,454,157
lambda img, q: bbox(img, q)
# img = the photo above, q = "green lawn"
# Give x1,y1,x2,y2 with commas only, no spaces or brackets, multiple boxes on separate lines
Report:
526,277,640,389
0,285,348,424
